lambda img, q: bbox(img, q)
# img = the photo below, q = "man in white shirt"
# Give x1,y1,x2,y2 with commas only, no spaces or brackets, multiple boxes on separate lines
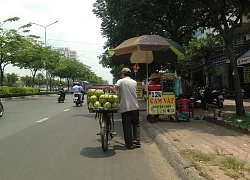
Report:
115,68,140,149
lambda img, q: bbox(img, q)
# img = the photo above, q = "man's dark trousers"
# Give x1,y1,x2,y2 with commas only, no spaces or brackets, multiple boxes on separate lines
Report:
121,109,139,147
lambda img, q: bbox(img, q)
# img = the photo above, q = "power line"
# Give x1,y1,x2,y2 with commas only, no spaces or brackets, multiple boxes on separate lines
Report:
52,47,103,54
49,39,104,46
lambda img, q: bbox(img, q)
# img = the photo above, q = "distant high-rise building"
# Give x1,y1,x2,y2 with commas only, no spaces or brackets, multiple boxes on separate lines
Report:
55,48,77,59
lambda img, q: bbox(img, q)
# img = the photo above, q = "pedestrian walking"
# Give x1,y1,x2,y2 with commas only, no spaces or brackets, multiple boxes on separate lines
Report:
114,68,140,149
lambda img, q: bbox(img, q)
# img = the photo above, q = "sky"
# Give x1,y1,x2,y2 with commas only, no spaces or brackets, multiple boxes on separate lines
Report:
0,0,113,84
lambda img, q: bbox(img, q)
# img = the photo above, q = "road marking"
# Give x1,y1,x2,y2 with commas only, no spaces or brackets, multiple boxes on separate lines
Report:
36,118,49,123
63,109,70,112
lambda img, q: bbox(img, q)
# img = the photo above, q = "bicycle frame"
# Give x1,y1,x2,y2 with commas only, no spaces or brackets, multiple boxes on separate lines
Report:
95,110,115,152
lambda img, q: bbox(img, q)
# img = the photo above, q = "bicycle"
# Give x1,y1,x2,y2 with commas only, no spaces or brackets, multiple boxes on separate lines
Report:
87,108,118,152
87,86,119,151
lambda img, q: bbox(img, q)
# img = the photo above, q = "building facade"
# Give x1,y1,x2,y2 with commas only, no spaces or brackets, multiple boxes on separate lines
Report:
55,47,77,59
193,16,250,97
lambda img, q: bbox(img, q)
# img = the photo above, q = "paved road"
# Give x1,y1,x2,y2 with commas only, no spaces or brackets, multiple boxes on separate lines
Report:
0,95,180,180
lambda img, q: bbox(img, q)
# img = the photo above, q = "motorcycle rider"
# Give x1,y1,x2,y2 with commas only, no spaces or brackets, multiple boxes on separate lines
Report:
58,83,66,100
72,82,84,102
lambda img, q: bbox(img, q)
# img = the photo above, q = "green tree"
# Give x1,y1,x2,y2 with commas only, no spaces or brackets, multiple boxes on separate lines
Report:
45,47,61,90
181,34,222,70
53,58,85,89
4,73,18,86
36,73,44,87
21,75,32,87
12,39,45,87
53,58,82,80
93,0,202,78
0,17,28,85
93,0,250,116
188,0,250,116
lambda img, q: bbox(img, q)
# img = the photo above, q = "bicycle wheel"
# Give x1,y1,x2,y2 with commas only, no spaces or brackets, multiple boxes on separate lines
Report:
101,113,110,152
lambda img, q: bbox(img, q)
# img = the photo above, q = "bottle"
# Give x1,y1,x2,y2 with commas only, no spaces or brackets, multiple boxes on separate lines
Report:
204,110,208,120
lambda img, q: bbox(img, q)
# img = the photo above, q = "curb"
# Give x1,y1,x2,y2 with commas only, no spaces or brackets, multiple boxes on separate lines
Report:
0,94,56,102
139,112,205,180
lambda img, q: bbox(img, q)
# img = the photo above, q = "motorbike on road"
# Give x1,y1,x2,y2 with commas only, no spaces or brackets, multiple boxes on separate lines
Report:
73,93,83,107
0,94,4,117
57,91,65,103
0,101,3,117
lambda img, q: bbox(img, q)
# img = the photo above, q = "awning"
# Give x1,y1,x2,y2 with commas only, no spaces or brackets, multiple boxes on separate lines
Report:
237,49,250,65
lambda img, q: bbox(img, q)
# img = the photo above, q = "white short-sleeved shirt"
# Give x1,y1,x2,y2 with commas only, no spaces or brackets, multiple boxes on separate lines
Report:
115,76,139,113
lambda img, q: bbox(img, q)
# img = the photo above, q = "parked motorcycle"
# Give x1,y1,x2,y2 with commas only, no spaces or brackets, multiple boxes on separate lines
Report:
192,86,205,103
73,93,83,107
220,86,235,99
57,91,65,103
201,87,224,110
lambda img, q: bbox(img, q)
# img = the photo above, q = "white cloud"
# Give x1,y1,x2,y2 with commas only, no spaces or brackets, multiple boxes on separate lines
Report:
0,0,112,84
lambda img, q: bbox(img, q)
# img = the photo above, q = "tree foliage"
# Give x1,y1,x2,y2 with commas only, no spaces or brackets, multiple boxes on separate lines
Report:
93,0,250,116
0,17,108,89
52,58,108,87
180,34,223,71
93,0,202,79
5,73,18,86
0,17,27,85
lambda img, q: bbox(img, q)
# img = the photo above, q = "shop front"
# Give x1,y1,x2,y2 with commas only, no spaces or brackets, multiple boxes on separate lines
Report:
209,54,231,89
237,49,250,98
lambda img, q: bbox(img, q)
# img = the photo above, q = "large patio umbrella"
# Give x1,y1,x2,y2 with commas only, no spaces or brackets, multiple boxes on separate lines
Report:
112,35,185,80
112,36,185,64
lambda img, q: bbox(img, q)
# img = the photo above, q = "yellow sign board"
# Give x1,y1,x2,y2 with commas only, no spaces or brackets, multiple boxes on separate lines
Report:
136,82,143,98
148,92,176,115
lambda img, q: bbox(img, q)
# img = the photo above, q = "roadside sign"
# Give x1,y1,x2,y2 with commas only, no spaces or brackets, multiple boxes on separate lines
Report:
133,63,140,69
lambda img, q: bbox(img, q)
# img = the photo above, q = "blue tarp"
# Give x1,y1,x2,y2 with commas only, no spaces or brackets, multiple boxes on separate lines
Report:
174,77,183,96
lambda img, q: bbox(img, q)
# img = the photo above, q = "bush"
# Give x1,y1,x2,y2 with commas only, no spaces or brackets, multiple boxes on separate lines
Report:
0,86,39,97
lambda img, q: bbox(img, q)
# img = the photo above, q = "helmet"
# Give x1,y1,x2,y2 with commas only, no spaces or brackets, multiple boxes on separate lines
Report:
59,83,63,86
74,82,80,86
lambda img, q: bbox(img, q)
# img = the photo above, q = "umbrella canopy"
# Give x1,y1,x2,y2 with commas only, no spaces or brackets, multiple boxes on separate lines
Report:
166,38,185,59
112,35,185,93
114,35,171,55
237,49,250,65
112,35,185,64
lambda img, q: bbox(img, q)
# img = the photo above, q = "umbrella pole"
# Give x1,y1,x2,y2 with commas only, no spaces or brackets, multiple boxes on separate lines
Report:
146,63,148,96
146,52,149,94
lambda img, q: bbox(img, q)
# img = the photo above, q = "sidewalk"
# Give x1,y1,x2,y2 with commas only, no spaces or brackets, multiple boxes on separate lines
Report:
139,99,250,180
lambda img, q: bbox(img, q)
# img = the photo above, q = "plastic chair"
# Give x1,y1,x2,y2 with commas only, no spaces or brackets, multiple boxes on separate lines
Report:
177,98,194,118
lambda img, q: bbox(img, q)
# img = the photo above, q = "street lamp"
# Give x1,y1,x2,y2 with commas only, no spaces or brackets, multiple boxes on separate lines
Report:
31,20,59,92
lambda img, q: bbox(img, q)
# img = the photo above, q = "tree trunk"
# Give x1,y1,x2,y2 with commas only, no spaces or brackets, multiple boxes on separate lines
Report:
32,70,37,87
0,67,4,86
67,78,70,91
226,43,245,116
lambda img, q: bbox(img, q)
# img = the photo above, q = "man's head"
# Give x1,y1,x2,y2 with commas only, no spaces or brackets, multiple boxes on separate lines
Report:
120,67,131,77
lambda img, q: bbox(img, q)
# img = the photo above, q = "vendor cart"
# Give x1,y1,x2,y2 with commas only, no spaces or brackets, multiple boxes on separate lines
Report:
86,85,119,152
146,73,177,123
